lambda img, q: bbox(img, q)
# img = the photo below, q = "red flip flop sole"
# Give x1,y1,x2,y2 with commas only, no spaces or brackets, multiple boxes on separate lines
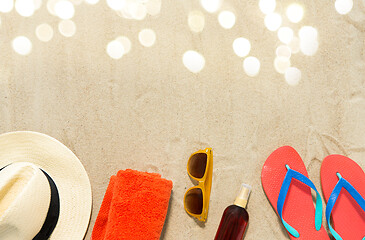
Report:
261,146,329,240
321,155,365,239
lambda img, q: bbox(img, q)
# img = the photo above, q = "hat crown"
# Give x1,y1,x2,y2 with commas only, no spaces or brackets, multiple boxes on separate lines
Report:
0,162,51,240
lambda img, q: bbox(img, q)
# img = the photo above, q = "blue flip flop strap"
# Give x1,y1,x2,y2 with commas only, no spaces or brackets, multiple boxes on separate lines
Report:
277,168,323,238
325,174,365,240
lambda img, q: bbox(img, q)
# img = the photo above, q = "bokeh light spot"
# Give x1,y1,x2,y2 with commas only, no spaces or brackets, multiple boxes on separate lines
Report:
286,3,304,23
299,26,318,56
299,26,318,42
200,0,222,13
58,19,76,37
15,0,35,17
183,50,205,73
55,0,75,19
300,39,319,56
285,67,301,86
259,0,276,14
138,29,156,47
274,57,291,74
218,11,236,29
276,45,292,58
47,0,59,16
107,0,125,11
233,38,251,58
0,0,14,13
107,40,125,59
36,24,54,42
288,36,300,54
335,0,353,15
146,0,161,16
243,57,260,77
116,36,131,54
34,0,42,10
277,27,294,44
85,0,100,4
12,36,32,55
188,10,205,33
264,13,282,31
129,2,147,20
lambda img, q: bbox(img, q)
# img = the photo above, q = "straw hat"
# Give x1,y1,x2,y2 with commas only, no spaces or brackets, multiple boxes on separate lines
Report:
0,131,92,239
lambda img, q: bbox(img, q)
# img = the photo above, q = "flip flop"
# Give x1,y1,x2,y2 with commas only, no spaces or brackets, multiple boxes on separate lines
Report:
261,146,329,239
320,155,365,240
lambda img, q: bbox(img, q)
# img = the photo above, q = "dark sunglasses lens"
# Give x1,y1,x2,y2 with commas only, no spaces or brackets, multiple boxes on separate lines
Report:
188,153,207,179
185,188,203,215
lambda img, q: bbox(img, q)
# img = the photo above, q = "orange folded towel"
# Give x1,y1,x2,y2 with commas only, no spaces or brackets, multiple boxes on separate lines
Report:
91,169,173,240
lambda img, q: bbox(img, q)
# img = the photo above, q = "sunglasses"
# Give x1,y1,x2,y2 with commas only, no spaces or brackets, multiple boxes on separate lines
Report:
184,148,213,222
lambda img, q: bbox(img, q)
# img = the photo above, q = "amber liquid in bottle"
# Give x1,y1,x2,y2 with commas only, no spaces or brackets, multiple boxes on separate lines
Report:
214,184,251,240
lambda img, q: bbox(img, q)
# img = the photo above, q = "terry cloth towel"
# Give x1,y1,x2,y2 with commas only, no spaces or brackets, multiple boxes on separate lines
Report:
91,169,173,240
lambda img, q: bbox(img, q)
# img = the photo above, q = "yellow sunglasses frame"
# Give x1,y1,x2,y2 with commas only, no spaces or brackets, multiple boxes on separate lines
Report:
184,148,213,222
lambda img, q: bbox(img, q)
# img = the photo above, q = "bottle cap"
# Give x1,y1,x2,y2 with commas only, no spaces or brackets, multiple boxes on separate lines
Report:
234,183,252,208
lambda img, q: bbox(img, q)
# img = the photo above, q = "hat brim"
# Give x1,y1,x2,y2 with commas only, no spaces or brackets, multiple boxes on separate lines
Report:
0,131,92,240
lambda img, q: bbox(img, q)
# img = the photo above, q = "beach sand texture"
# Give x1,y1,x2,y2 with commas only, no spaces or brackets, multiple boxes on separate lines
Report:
0,0,365,239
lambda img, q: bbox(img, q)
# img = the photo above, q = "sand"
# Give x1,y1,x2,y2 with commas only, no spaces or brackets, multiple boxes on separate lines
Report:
0,0,364,239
